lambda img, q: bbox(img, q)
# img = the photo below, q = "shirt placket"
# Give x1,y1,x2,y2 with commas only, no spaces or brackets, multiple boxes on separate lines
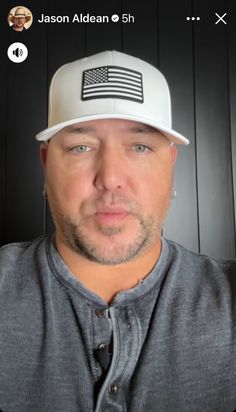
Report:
91,307,113,388
95,305,141,412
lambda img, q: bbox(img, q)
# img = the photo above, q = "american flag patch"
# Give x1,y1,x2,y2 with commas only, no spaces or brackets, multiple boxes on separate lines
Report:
81,65,143,103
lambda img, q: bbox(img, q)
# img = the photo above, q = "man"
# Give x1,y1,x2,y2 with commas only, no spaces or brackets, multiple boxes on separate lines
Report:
0,50,236,411
8,6,31,32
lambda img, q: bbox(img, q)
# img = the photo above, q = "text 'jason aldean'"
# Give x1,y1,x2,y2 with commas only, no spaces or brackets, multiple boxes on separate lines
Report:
38,14,110,23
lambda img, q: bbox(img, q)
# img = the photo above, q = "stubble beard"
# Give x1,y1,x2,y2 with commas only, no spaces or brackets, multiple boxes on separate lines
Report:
47,190,172,265
60,213,162,265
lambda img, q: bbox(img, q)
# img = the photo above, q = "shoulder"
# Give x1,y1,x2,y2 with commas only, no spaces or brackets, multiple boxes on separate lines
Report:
163,238,236,309
162,239,236,317
0,235,47,256
164,237,236,277
0,236,49,279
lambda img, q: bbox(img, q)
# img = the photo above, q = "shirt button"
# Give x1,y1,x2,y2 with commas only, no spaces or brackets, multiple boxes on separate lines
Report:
95,309,106,318
108,383,118,394
98,342,108,351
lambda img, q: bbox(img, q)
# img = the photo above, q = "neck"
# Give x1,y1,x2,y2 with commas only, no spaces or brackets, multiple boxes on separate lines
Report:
54,233,162,304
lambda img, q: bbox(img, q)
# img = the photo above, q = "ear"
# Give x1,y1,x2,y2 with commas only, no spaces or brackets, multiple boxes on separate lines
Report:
170,144,178,165
40,142,49,169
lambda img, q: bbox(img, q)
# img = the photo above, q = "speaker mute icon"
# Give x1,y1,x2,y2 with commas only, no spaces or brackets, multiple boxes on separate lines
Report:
7,42,28,63
13,47,24,57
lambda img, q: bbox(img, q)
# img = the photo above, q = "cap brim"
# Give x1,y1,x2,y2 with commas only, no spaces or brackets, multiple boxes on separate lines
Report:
35,114,189,145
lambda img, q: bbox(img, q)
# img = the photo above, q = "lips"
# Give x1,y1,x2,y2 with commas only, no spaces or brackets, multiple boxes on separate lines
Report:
94,207,130,223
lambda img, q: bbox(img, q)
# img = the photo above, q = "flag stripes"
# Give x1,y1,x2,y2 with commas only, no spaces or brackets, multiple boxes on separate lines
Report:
81,65,143,103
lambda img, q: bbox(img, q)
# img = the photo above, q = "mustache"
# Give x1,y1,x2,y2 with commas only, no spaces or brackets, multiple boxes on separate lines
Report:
81,192,141,216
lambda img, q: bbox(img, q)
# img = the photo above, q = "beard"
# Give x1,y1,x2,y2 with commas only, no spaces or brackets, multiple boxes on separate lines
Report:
48,190,170,265
58,214,161,265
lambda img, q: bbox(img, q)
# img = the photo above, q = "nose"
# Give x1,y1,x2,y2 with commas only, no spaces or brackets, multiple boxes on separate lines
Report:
94,145,127,191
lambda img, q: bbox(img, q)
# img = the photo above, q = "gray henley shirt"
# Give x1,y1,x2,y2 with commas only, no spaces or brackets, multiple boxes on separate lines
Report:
0,235,236,411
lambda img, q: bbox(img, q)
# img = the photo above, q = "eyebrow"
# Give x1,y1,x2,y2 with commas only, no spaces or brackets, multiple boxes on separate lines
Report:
63,126,96,134
124,126,168,142
57,125,169,146
125,126,162,134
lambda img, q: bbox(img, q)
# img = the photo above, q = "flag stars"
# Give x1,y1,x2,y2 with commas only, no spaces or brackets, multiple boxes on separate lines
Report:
84,67,108,85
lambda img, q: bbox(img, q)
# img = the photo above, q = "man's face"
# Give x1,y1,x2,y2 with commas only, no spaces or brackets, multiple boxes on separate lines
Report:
41,119,177,265
13,16,26,28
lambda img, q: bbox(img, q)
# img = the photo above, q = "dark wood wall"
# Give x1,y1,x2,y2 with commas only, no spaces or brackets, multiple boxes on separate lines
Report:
1,0,235,259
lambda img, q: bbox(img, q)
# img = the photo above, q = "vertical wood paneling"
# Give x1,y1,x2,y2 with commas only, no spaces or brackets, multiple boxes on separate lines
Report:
193,0,235,258
46,0,87,75
122,0,158,67
1,2,47,245
0,2,8,245
159,0,199,253
85,0,123,54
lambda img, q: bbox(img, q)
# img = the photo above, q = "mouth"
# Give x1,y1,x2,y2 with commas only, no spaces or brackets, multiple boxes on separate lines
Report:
94,208,130,223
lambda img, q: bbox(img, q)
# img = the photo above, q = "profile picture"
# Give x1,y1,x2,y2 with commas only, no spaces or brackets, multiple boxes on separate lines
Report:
7,6,33,32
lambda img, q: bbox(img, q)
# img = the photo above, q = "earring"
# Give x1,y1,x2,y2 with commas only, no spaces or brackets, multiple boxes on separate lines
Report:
43,186,47,199
171,188,177,199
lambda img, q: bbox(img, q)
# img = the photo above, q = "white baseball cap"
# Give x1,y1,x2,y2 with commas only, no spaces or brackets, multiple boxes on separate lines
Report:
36,50,189,145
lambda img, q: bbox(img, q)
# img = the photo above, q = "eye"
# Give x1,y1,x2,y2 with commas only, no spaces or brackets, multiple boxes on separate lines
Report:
69,145,92,153
134,144,151,153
